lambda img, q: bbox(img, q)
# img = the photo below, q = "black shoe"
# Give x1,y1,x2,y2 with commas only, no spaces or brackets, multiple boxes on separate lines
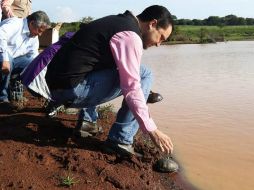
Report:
45,101,64,118
74,120,103,138
104,139,143,158
154,155,179,173
0,99,9,104
147,91,163,104
0,100,16,112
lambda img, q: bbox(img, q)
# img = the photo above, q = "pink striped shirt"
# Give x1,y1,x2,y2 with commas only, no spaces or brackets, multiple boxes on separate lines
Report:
110,31,157,132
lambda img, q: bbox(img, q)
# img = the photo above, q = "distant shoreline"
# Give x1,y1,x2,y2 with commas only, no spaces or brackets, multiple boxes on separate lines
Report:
167,25,254,44
163,38,254,45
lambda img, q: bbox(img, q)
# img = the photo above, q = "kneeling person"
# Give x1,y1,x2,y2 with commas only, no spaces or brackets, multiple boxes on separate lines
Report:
0,11,50,103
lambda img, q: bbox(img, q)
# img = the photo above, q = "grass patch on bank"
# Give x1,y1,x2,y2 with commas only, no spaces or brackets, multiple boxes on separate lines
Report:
60,174,79,187
97,104,114,122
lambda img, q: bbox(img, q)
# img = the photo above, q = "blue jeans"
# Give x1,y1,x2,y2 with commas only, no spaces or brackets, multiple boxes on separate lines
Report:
51,64,153,144
0,54,34,101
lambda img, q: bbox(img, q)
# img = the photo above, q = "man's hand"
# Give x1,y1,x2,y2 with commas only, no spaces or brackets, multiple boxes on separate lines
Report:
1,61,10,74
149,129,173,154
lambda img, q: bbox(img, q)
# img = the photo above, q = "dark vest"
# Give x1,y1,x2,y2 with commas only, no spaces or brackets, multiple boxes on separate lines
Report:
46,11,141,90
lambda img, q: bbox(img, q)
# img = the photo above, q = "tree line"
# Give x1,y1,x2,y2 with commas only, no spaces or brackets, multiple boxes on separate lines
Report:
173,15,254,26
58,15,254,37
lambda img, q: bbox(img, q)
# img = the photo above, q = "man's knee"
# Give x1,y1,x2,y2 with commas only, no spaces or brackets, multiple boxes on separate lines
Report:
12,54,34,71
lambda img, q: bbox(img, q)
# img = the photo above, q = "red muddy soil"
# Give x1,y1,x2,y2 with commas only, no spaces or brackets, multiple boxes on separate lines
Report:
0,91,196,190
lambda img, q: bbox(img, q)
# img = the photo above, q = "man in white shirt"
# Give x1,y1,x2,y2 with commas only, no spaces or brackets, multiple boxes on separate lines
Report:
0,10,50,103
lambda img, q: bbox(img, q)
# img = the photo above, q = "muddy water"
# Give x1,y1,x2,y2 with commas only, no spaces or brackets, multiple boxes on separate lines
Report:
140,41,254,190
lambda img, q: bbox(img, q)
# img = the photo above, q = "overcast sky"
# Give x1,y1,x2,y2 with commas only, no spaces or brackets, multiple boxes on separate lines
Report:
32,0,254,22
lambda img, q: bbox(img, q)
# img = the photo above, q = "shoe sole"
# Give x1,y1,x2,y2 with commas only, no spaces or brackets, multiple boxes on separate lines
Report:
47,105,65,118
103,141,143,158
73,127,104,138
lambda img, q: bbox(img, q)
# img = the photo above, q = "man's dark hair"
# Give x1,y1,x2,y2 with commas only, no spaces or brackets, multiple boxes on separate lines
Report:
27,11,51,28
137,5,174,30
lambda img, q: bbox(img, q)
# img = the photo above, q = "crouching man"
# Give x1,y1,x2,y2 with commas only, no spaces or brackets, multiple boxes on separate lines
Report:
21,5,178,172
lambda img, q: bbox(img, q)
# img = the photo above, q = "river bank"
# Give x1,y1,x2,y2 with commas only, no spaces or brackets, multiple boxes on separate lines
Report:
58,23,254,45
0,91,197,190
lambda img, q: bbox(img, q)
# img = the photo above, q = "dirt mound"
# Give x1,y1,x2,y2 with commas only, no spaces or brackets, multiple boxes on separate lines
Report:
0,92,195,190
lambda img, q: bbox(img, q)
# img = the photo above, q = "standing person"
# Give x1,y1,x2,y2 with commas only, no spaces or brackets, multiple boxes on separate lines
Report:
23,5,178,171
1,0,32,21
0,10,50,103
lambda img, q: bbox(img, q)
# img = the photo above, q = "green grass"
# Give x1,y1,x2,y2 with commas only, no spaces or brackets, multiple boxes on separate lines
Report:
59,22,80,36
97,104,114,121
168,25,254,44
60,175,79,187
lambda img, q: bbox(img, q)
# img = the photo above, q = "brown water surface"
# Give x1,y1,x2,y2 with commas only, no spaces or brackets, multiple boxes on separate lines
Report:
142,41,254,190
